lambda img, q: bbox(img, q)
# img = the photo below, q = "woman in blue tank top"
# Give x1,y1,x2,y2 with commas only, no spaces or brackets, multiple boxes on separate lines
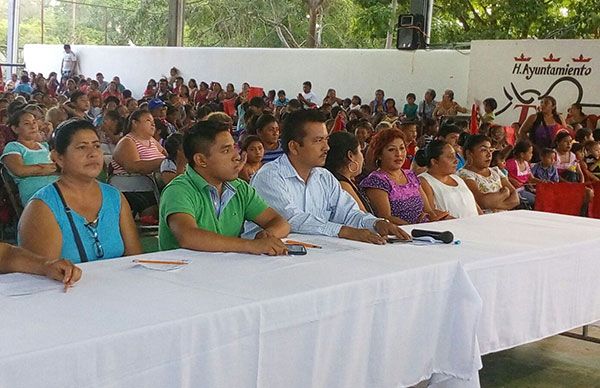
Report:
18,119,142,264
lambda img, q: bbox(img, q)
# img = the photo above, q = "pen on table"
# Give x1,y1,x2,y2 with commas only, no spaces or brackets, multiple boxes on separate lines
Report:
132,259,190,265
284,240,322,249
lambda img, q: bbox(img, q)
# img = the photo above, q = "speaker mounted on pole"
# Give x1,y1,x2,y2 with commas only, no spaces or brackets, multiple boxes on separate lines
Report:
396,13,425,50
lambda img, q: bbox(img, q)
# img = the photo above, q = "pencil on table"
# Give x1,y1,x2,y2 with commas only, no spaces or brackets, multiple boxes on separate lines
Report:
284,240,322,249
133,259,190,265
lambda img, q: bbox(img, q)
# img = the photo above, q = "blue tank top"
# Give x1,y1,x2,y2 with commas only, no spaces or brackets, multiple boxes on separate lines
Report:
30,182,125,263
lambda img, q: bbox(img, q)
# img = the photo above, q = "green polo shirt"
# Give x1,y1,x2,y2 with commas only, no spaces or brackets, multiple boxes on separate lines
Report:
159,165,269,250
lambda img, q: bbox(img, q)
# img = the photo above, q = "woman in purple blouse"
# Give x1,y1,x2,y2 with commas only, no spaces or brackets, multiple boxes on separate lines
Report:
360,128,449,225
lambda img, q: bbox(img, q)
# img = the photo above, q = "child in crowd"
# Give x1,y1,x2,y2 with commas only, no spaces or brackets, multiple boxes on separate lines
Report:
531,148,559,182
505,140,539,207
355,122,371,154
384,98,398,118
400,121,418,169
274,90,288,108
160,133,186,186
572,142,598,182
480,98,497,125
349,95,361,111
489,125,509,151
585,140,600,180
554,131,583,183
417,118,438,149
239,135,264,182
342,98,351,111
403,93,418,120
575,127,593,144
491,149,508,177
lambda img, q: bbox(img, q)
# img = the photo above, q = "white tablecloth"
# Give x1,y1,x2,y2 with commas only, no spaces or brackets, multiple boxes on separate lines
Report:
2,210,597,387
397,210,600,355
0,239,482,387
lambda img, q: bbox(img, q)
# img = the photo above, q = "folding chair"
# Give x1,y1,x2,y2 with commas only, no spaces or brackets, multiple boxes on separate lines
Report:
534,182,585,216
108,174,161,236
0,163,23,219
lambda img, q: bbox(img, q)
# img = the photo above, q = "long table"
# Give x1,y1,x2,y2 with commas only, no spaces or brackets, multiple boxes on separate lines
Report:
2,211,599,387
0,234,482,387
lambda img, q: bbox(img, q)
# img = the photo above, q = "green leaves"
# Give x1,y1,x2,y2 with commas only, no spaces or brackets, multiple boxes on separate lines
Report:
4,0,600,51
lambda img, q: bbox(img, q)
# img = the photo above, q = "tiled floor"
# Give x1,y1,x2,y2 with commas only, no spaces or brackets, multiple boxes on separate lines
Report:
480,326,600,387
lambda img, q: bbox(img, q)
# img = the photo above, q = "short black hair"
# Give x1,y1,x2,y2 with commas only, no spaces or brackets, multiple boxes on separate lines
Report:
164,133,183,160
241,135,263,151
303,81,312,88
183,120,230,167
249,97,265,108
51,119,98,154
483,97,498,111
406,93,416,100
281,109,327,154
104,96,120,106
438,124,462,138
70,91,86,103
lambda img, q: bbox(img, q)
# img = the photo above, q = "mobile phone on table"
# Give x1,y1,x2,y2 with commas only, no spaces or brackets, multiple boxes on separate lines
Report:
285,244,307,255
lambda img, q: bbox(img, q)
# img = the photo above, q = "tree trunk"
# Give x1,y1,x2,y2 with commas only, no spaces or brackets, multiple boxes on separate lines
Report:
307,7,318,48
385,0,398,49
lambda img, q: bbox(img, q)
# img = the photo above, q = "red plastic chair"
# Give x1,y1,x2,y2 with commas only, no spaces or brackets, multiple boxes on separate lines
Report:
534,182,586,216
222,98,236,117
587,182,600,219
247,86,264,101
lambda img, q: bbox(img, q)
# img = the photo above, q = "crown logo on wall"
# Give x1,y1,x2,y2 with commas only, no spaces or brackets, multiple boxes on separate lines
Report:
572,54,591,62
543,53,561,62
514,53,531,62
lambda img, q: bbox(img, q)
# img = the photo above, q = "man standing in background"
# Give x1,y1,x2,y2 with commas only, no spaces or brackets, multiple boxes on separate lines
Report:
61,44,78,78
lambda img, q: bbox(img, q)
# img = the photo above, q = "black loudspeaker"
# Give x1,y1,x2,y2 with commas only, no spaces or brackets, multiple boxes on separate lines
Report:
396,14,425,50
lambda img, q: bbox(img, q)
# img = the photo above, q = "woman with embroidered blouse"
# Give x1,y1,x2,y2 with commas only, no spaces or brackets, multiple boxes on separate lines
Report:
18,119,142,263
360,128,449,225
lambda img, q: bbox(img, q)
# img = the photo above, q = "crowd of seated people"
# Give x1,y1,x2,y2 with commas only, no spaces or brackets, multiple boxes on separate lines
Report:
1,67,600,282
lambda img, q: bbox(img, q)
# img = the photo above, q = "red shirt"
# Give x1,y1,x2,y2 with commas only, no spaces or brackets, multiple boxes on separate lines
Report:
402,141,417,169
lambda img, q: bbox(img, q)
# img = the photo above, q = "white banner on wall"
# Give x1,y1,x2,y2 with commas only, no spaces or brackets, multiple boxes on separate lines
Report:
468,40,600,127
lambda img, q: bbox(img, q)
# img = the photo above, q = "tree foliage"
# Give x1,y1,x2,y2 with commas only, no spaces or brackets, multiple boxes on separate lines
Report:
0,0,598,57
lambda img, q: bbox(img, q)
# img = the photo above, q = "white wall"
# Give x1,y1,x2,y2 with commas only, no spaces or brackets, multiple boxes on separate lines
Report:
468,39,600,126
23,44,470,107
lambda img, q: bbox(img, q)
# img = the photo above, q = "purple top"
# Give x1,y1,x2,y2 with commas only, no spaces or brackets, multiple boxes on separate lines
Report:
360,169,426,224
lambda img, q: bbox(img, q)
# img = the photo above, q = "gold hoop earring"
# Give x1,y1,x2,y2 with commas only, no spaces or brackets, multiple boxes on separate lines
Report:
348,160,360,173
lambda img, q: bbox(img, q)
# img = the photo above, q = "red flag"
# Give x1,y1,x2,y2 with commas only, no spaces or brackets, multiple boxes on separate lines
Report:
470,103,479,134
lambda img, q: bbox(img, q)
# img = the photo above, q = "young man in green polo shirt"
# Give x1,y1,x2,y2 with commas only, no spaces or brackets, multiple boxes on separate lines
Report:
159,120,290,255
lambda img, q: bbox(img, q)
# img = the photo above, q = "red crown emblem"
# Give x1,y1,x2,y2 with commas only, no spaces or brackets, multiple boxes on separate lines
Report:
514,53,531,62
572,54,591,63
543,53,561,62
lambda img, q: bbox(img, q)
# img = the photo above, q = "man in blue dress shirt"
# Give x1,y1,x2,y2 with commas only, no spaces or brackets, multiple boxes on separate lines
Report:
248,109,410,244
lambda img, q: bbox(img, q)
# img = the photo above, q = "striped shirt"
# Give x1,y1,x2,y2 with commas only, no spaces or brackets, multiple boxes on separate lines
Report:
261,142,285,163
111,134,165,175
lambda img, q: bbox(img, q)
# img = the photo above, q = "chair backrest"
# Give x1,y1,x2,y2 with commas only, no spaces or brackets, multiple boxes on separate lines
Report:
0,163,24,219
108,174,160,203
534,182,585,216
588,182,600,219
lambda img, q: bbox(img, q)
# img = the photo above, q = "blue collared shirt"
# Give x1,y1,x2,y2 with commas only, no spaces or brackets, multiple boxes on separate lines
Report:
208,181,237,217
246,154,379,237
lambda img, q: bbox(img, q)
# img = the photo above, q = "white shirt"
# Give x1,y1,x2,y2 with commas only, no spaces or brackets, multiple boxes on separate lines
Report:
245,154,378,237
301,91,319,105
62,52,77,71
419,172,479,218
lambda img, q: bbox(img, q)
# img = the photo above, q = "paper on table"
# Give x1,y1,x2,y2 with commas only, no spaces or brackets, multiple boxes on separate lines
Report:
0,273,62,296
133,259,191,271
